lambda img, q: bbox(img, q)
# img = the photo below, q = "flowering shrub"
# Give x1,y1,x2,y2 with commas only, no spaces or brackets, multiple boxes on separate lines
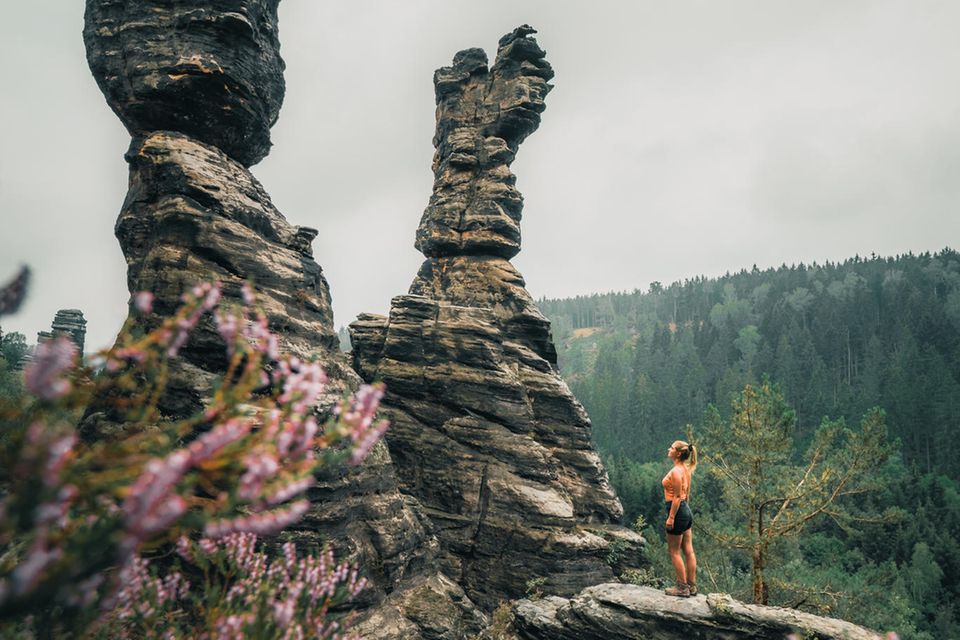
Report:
96,533,366,639
0,274,386,638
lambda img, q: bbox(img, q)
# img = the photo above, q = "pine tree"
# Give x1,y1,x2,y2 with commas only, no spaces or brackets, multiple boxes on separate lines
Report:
700,381,895,604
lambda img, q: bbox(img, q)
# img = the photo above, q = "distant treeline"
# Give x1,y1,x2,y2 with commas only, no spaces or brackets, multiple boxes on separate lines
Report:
538,248,960,478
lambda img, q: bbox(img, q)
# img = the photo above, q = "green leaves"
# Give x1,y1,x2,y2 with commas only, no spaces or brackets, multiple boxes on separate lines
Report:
698,381,896,605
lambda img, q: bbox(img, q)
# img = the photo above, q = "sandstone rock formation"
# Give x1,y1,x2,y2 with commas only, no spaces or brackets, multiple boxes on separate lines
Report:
511,584,884,640
37,309,87,355
84,0,283,167
351,26,644,610
83,2,482,636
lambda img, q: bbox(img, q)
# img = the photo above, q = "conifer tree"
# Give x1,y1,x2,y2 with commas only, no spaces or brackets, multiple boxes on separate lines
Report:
700,381,895,604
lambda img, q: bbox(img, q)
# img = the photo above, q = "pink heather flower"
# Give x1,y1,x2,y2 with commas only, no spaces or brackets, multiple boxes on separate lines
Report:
279,360,327,418
12,540,62,596
24,336,77,400
203,285,221,311
349,419,389,466
108,557,187,624
264,476,316,507
132,291,154,314
0,266,29,317
105,346,147,372
187,419,251,464
213,613,255,640
241,283,256,306
204,500,310,538
0,265,30,316
238,451,280,501
198,538,218,556
215,309,241,354
122,450,192,549
243,311,280,360
221,533,257,571
338,384,389,465
274,597,296,628
283,542,298,571
35,484,78,528
277,415,319,458
167,314,200,358
176,535,192,561
45,434,77,484
885,634,900,640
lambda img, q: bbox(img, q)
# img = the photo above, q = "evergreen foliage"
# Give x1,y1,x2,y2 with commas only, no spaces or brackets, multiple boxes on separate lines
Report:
540,249,960,476
539,248,960,638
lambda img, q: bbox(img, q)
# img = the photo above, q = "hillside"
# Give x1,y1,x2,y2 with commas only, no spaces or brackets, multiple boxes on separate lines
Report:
538,248,960,638
540,248,960,475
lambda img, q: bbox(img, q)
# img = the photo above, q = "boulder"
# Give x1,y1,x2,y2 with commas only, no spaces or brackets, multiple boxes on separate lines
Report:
512,583,885,640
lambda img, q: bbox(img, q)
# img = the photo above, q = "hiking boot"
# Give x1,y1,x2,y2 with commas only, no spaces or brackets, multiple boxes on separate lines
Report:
688,583,697,596
664,581,691,597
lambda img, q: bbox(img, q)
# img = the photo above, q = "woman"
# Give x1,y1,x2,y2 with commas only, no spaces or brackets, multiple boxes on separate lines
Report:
662,439,697,597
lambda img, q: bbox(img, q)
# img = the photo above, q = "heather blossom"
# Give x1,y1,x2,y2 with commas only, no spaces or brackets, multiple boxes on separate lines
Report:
334,383,390,465
132,291,154,314
23,336,77,400
101,533,364,639
0,265,30,315
0,278,388,637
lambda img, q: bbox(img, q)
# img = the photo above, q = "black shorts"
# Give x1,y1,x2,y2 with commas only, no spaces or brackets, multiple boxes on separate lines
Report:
665,500,693,535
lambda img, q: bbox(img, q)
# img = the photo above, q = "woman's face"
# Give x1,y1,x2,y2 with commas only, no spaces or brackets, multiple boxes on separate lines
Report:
667,442,680,460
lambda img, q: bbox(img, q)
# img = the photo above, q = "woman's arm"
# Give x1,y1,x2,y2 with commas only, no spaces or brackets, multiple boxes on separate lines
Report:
666,468,682,528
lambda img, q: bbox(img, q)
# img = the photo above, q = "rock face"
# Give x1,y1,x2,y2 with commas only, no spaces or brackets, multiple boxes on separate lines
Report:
83,2,482,637
414,25,553,260
512,584,884,640
37,309,87,355
351,26,643,611
84,0,283,167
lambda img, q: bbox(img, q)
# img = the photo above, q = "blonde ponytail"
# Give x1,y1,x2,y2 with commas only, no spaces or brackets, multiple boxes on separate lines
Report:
677,440,698,475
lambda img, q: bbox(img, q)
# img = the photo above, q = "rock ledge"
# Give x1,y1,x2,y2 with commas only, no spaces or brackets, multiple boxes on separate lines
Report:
513,583,884,640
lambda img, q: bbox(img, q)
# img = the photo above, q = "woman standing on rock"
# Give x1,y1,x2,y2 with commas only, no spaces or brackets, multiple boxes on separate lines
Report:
662,440,697,597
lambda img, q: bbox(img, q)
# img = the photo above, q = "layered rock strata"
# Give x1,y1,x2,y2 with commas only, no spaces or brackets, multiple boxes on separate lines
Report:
511,584,884,640
351,26,643,610
84,0,283,167
37,309,87,355
83,2,482,636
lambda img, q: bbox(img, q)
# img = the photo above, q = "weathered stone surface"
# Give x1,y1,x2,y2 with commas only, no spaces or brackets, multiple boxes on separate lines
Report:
117,131,340,375
512,584,884,640
415,25,554,260
37,309,87,355
353,573,489,640
351,26,644,611
83,3,483,637
83,0,284,167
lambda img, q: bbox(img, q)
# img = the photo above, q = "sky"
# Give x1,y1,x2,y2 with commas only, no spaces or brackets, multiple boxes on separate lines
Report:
1,1,958,352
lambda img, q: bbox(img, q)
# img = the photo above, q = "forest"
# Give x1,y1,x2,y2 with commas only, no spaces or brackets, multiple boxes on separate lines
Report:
538,248,960,639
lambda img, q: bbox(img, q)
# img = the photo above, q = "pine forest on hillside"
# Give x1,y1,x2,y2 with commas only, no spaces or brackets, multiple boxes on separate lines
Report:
538,248,960,639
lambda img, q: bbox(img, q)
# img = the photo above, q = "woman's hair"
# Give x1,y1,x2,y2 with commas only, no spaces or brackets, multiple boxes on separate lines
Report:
674,440,698,475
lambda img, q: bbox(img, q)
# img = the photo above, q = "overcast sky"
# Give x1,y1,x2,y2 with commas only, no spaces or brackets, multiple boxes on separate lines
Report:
1,1,958,351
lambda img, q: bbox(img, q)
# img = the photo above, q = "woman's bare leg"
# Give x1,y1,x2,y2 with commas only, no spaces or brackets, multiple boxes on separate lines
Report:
681,528,696,589
667,533,686,583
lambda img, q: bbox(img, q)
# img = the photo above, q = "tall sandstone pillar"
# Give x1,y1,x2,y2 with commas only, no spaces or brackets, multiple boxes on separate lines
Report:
351,26,645,609
82,3,483,637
